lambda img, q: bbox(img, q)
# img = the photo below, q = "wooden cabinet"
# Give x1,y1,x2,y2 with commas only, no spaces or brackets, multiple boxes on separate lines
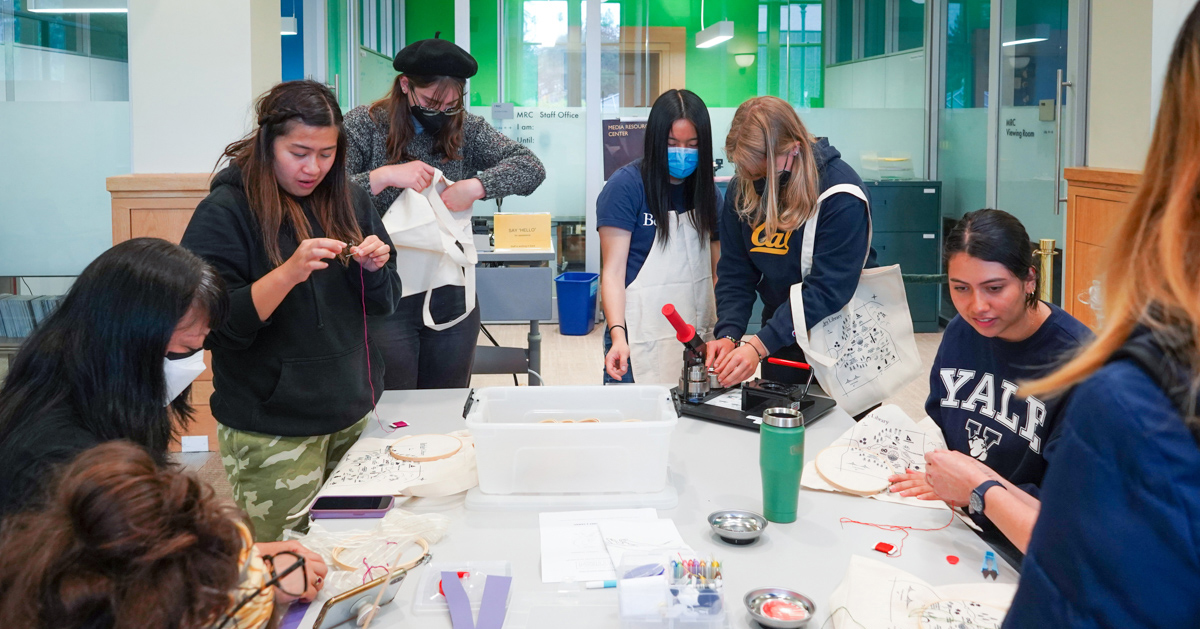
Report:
1063,167,1142,330
108,173,216,451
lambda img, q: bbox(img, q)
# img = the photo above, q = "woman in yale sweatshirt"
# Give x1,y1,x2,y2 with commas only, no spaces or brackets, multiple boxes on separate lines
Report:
182,80,401,542
707,96,875,389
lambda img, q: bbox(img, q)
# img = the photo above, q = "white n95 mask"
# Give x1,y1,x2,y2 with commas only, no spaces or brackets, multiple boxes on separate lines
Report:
163,350,206,406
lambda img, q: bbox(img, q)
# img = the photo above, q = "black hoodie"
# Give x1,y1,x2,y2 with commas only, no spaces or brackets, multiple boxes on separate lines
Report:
181,165,401,437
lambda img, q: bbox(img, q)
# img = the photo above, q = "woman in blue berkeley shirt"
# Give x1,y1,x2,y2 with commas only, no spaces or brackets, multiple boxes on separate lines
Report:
1002,9,1200,626
707,96,874,387
597,89,720,385
888,210,1092,554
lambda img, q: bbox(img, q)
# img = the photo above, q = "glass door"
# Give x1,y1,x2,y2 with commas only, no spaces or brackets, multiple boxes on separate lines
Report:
993,0,1073,250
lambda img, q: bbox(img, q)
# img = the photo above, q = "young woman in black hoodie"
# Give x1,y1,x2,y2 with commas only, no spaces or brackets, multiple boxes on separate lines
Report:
182,80,401,542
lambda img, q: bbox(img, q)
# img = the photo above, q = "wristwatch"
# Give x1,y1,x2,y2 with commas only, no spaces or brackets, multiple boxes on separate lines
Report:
969,480,1004,515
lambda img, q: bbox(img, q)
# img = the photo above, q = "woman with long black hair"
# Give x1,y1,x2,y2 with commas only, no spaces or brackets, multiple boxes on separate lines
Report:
597,89,720,384
182,80,401,542
0,237,227,517
344,34,545,390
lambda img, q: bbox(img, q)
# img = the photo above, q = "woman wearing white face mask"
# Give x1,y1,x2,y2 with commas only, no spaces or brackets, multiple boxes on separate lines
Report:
598,89,720,384
0,237,229,518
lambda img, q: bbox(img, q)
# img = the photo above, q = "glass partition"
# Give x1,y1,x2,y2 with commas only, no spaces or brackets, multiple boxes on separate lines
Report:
0,1,130,277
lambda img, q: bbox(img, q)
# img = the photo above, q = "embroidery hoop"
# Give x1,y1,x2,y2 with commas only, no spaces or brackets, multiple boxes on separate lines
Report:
388,434,463,462
815,445,897,496
331,536,431,572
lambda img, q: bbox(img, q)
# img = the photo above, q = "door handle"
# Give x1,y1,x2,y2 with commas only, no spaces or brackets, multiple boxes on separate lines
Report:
1053,69,1074,215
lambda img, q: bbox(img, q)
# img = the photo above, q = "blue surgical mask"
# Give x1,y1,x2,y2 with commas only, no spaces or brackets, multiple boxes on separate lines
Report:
667,147,699,179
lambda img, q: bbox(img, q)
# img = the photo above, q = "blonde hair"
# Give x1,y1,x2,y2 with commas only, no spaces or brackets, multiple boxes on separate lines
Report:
1023,6,1200,399
724,96,821,238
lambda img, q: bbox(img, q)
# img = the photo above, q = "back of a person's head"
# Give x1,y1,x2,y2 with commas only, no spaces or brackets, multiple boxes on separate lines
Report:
0,441,243,629
0,238,227,453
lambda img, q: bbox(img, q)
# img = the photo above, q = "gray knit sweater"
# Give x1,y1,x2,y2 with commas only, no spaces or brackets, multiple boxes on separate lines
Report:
344,105,547,216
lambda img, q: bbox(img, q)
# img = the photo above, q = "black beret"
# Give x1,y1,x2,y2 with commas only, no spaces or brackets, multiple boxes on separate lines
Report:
393,32,478,78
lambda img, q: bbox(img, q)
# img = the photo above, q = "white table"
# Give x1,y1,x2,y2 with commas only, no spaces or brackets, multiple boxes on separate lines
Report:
296,389,1017,628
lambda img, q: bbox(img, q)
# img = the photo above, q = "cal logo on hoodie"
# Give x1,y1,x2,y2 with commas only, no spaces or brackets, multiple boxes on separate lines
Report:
749,224,792,255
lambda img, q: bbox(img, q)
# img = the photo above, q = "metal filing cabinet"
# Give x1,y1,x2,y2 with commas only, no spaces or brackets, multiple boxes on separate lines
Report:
865,180,942,333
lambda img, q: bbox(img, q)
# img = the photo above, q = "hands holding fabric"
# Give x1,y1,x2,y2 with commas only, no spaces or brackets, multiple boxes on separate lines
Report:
888,449,998,509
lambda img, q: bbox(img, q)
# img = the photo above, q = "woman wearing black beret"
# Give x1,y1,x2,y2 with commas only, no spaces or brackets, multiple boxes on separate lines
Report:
345,33,546,390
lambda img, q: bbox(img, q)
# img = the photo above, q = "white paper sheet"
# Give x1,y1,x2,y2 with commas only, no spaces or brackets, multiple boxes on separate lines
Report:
597,519,694,572
801,405,950,510
538,509,658,583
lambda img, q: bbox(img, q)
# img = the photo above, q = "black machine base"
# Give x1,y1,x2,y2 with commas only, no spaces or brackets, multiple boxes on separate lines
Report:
671,378,837,431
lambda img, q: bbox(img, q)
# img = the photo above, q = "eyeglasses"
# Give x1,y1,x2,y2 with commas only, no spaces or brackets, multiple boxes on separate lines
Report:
218,551,307,629
411,90,466,116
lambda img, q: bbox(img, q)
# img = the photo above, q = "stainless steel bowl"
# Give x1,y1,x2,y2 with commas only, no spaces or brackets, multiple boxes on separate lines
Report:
744,588,815,628
708,510,767,545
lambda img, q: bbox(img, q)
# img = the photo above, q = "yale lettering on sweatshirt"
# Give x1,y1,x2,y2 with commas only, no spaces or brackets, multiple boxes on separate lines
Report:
939,368,1047,458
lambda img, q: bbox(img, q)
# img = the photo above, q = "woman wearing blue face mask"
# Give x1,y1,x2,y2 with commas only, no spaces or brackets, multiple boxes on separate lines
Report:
597,89,721,384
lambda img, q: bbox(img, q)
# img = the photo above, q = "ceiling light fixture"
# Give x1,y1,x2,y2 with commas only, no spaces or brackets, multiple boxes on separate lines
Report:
27,0,126,12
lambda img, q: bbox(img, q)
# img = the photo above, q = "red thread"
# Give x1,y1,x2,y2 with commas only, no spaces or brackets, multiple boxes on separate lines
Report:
839,511,956,558
361,263,394,434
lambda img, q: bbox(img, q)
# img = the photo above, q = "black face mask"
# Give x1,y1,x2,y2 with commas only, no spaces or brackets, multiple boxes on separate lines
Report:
752,170,792,196
411,106,452,136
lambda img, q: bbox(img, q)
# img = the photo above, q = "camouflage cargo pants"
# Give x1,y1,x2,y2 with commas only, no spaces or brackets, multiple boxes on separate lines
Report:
218,416,367,542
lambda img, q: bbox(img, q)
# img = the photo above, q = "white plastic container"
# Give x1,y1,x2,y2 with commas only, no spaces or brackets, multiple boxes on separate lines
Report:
464,385,677,495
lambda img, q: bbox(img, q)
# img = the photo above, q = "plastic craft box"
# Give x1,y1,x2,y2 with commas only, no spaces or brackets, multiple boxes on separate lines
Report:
464,385,678,495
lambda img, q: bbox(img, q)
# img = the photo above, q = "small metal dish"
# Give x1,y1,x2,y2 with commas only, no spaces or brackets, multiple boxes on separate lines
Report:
744,588,815,628
708,510,768,545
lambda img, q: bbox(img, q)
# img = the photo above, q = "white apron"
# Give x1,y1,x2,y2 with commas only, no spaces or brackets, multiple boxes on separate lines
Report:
623,212,717,385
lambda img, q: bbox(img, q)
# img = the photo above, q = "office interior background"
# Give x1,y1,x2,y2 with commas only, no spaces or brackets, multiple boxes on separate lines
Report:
0,0,1189,326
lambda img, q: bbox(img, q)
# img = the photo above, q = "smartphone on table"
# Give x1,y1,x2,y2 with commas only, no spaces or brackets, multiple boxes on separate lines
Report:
310,495,394,519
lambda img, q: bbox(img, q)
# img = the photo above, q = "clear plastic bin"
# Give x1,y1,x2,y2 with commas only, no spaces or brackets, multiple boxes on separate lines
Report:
464,385,678,495
617,556,726,629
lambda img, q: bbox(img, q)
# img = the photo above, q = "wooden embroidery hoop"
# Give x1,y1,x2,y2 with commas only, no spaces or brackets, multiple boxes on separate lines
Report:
388,434,463,462
332,536,430,572
815,445,897,496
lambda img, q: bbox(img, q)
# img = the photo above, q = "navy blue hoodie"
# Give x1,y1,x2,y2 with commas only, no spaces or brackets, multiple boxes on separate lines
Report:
714,139,875,354
1004,327,1200,627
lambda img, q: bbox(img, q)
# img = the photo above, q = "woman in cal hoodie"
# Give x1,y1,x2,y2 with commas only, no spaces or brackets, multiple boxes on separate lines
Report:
182,80,401,542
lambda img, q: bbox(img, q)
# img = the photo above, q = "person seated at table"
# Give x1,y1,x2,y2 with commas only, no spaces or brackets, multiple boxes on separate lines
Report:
0,238,228,518
888,209,1092,553
0,441,326,629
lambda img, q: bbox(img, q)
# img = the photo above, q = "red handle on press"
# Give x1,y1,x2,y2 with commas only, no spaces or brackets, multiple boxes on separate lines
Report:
661,304,696,344
767,357,812,371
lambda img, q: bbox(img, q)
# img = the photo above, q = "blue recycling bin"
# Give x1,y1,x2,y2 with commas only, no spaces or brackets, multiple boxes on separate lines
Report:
555,272,599,336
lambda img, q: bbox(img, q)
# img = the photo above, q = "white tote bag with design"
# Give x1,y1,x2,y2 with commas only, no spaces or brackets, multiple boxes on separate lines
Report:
381,169,476,331
789,184,922,416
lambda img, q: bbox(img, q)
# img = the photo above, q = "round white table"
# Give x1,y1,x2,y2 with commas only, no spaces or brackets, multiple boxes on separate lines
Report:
294,388,1017,628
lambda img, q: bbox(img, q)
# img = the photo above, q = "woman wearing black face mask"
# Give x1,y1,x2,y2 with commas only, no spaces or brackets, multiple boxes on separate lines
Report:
344,33,546,390
707,96,875,389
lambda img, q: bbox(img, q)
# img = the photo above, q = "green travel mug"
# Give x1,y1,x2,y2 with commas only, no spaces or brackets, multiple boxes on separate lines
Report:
760,407,805,523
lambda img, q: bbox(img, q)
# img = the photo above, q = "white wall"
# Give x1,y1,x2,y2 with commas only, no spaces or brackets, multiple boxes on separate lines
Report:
1150,0,1194,123
1086,0,1191,170
127,0,280,173
824,51,926,109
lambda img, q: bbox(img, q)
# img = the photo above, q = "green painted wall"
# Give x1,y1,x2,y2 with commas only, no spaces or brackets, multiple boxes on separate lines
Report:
406,1,456,44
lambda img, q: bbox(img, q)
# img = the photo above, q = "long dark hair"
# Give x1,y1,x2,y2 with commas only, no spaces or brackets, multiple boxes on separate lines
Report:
0,238,229,458
944,209,1038,309
640,89,718,244
0,441,246,629
221,80,364,267
370,74,467,163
